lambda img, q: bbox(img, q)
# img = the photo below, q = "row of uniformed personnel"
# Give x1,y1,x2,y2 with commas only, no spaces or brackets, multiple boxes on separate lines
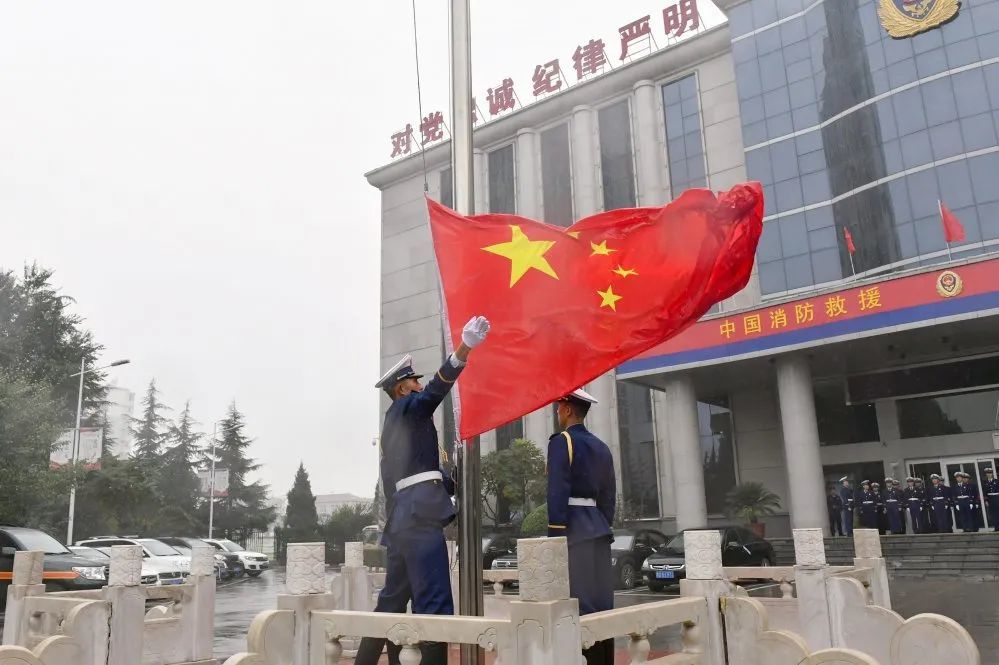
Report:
355,315,617,665
831,471,999,536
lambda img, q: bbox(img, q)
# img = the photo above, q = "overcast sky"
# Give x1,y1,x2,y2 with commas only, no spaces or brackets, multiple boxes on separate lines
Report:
0,1,723,502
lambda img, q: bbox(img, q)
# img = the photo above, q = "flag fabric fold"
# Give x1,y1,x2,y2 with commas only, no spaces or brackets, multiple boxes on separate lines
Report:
843,227,856,254
939,201,966,243
429,182,765,440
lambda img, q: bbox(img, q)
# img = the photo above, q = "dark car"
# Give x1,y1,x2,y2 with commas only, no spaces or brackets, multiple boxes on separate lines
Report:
488,528,669,590
482,534,517,571
0,526,108,609
156,536,240,579
641,526,775,592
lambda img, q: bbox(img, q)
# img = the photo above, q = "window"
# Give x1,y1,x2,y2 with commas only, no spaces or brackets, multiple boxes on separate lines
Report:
488,145,516,214
697,397,738,514
897,388,999,439
440,168,453,208
541,123,574,226
598,101,637,209
663,75,707,196
616,381,660,519
814,382,880,445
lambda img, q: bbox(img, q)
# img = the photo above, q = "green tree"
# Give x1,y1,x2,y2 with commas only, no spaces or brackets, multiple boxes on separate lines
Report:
480,439,546,524
131,379,170,467
320,503,374,552
284,463,319,542
151,401,203,533
520,504,548,537
207,403,276,541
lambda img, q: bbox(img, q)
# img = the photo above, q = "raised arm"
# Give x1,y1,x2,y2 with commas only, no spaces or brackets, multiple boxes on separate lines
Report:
406,316,490,420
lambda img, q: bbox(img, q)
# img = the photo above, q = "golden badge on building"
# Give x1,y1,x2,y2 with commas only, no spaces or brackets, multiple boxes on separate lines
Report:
936,270,963,298
878,0,960,38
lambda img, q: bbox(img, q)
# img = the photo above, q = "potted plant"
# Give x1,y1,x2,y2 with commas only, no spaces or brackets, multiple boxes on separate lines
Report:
724,482,782,538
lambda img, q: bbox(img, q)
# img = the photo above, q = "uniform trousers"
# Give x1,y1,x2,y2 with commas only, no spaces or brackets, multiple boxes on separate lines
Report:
354,523,452,665
570,535,615,665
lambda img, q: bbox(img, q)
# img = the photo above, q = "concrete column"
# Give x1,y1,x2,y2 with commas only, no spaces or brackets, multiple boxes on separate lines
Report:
664,374,708,530
775,354,829,533
473,148,487,214
652,390,678,521
632,80,669,206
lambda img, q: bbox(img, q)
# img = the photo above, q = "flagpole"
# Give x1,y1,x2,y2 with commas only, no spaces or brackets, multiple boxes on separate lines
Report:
939,200,953,262
848,252,856,277
450,1,484,664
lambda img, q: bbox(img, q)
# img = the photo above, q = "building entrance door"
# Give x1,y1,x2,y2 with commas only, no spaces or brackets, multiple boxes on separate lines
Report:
909,455,999,530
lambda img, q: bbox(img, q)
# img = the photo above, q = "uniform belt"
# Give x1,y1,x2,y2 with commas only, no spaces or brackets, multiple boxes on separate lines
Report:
862,501,874,504
908,498,921,502
396,470,443,491
887,499,898,503
989,493,999,496
568,497,597,507
933,497,946,501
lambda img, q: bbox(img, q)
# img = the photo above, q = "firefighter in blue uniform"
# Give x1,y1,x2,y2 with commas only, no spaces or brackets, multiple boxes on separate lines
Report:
884,478,905,535
983,468,999,531
827,485,844,536
892,479,906,533
548,388,616,665
858,480,878,528
838,477,854,536
928,474,952,533
953,471,979,533
872,482,887,534
915,477,934,532
354,315,490,665
903,477,924,534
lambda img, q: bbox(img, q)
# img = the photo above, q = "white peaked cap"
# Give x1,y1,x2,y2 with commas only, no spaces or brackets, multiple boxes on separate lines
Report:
562,388,598,404
375,354,421,389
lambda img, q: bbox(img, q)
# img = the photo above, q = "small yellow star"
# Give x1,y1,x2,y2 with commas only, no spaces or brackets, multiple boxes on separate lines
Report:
567,231,581,239
590,240,617,256
612,265,639,278
597,285,622,311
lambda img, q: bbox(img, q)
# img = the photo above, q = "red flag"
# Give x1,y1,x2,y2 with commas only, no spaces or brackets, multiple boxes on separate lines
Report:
429,182,764,439
939,201,966,243
843,227,856,254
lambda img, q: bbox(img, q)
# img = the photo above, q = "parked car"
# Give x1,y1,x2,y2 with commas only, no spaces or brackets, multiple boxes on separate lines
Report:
155,536,236,579
488,528,669,590
75,536,191,585
0,526,108,609
69,546,158,585
203,538,270,577
482,534,517,571
641,526,775,592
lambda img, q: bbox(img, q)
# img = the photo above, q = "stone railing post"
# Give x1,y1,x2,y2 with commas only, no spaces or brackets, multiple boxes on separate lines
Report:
506,537,580,665
329,541,373,655
853,529,891,609
1,550,44,646
280,542,334,665
679,530,734,665
105,545,146,665
182,545,217,662
792,528,832,651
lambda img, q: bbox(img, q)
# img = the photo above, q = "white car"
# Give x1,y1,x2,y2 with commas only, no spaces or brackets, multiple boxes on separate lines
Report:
75,537,190,585
204,538,270,577
69,546,159,586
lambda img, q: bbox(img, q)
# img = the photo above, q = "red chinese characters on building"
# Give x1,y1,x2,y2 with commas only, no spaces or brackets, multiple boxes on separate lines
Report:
619,15,652,60
664,0,700,38
572,38,607,80
390,124,414,158
420,111,445,145
487,78,516,116
532,60,563,97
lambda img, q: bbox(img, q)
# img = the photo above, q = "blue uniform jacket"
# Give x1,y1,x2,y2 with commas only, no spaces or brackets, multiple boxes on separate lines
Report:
380,358,461,537
839,486,854,511
929,483,951,508
546,424,615,545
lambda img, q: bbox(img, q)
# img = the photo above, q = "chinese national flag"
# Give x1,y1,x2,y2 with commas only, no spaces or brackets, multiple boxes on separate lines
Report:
843,227,856,254
429,182,764,440
939,201,966,243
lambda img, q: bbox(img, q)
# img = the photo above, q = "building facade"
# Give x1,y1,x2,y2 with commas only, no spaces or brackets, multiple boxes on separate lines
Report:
103,384,135,460
366,0,999,537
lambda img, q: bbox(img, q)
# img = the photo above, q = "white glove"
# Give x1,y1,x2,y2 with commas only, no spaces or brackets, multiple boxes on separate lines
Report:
461,315,490,348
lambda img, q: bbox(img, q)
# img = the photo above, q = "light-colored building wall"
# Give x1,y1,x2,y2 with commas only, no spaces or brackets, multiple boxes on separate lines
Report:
104,385,135,460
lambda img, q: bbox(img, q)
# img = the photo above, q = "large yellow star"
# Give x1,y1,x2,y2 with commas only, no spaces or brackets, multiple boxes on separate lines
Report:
612,265,639,278
482,225,559,287
590,240,617,256
597,285,622,311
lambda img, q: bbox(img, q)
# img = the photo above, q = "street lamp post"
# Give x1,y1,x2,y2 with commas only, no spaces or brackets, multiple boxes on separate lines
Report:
66,358,130,545
207,419,241,539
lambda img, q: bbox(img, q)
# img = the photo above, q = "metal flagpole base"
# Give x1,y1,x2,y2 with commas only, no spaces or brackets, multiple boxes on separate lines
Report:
456,440,484,665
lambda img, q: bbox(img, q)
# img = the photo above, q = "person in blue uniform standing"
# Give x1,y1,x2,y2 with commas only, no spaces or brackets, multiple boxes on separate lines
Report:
872,481,887,534
354,315,490,665
982,468,999,531
928,474,952,533
892,479,906,533
952,472,979,533
858,480,878,528
838,477,854,536
903,477,924,534
827,486,844,536
884,478,903,535
548,388,616,665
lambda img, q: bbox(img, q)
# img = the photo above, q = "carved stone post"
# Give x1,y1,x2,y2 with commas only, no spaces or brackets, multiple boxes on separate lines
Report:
180,545,217,662
280,543,335,665
679,530,735,665
506,537,580,665
329,541,373,654
106,545,146,665
792,528,832,650
853,529,891,610
1,550,44,646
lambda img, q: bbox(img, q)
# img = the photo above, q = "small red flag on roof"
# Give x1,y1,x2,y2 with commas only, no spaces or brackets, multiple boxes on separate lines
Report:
939,201,966,243
843,227,856,254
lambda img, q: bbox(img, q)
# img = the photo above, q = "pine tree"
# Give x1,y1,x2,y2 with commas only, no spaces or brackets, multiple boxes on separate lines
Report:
131,379,170,466
284,463,319,541
207,403,276,541
154,401,203,533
